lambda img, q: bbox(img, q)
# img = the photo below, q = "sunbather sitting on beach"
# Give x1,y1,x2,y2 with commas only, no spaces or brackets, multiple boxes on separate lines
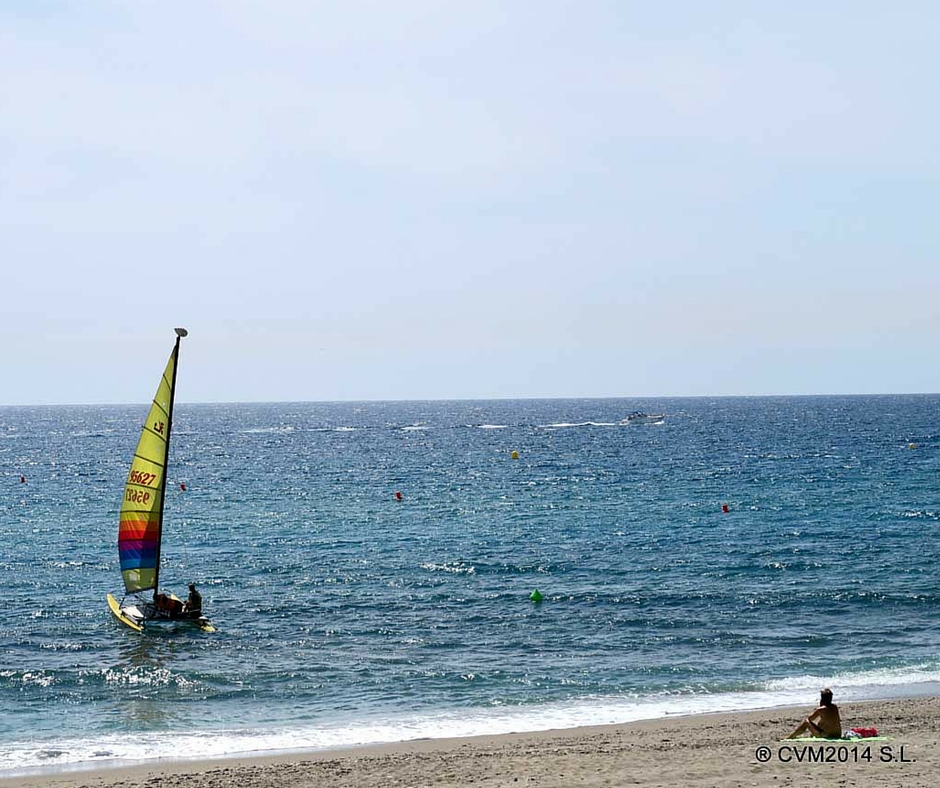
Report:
786,688,842,739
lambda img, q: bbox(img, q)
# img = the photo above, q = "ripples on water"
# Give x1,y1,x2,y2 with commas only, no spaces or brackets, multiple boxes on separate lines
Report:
3,396,940,769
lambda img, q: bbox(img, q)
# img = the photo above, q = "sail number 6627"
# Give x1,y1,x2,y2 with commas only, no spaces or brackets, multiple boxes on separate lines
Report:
129,470,158,486
125,489,152,504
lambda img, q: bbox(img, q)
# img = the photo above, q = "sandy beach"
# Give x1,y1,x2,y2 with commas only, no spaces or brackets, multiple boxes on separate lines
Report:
3,696,937,788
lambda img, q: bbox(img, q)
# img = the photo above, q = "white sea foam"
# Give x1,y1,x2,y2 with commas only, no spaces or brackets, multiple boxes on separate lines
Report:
762,664,940,694
6,666,939,776
421,561,476,575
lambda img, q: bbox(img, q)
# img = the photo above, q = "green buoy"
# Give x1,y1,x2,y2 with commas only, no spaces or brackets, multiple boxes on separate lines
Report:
529,589,543,602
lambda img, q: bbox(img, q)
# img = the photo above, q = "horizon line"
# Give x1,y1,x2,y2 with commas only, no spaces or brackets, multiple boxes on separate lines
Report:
2,391,939,408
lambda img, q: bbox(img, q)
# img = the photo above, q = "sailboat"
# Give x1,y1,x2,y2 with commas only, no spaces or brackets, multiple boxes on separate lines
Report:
106,328,215,633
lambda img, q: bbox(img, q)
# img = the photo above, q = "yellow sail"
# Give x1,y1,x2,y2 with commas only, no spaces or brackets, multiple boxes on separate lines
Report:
117,340,180,594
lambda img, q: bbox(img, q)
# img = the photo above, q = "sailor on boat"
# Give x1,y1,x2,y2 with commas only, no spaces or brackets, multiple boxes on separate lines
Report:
183,583,202,615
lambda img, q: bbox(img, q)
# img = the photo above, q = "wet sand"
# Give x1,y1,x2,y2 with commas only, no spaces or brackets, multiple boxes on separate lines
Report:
3,696,936,788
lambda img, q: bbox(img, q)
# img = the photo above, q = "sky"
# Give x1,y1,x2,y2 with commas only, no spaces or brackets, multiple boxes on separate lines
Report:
3,2,939,405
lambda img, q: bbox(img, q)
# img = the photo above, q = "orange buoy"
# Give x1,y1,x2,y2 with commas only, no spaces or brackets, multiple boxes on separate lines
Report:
395,491,403,501
721,503,729,513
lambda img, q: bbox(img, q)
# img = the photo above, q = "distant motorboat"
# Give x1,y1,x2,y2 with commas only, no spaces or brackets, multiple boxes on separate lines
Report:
620,411,665,425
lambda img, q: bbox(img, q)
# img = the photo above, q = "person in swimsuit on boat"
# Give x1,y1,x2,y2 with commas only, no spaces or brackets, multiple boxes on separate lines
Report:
786,688,842,739
183,583,202,616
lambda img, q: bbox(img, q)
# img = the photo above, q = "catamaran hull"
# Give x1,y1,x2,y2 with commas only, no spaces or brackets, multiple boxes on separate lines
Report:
106,593,215,633
107,592,144,632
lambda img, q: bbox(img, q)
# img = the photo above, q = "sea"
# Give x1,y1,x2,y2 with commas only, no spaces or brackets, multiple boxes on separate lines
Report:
3,396,940,775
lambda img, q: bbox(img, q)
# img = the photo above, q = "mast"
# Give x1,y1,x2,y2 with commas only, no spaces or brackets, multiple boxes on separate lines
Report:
152,327,188,599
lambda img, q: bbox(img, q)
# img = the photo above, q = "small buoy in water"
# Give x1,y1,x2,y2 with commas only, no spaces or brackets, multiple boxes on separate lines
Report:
395,491,403,501
20,475,26,484
511,450,519,460
721,503,729,513
529,589,543,602
910,443,917,449
180,483,186,491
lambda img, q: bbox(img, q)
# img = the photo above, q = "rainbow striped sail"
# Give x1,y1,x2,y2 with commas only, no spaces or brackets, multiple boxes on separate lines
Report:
118,330,186,594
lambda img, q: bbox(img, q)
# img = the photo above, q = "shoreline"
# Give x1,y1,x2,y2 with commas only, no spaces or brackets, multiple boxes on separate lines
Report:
9,680,940,777
4,695,937,788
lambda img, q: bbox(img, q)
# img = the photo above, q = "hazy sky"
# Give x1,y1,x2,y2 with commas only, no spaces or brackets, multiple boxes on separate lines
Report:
3,2,938,405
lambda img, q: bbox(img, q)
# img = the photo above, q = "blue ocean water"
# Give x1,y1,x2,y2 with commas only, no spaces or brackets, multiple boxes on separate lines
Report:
3,396,940,774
